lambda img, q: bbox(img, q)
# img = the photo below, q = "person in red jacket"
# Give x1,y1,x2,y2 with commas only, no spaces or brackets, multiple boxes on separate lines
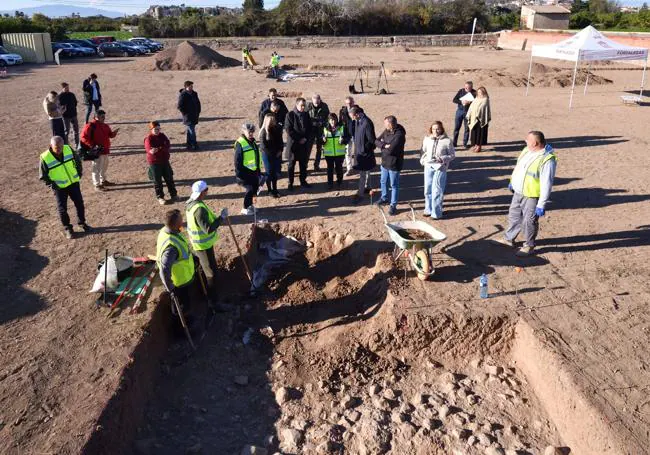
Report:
144,121,178,205
80,109,119,191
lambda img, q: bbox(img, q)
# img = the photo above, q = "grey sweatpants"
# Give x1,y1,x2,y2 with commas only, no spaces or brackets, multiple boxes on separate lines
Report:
357,170,371,196
195,246,218,297
505,193,539,247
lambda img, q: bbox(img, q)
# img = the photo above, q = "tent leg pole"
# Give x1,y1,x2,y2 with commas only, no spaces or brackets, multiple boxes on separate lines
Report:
525,52,533,96
584,62,590,95
640,58,647,98
569,57,579,109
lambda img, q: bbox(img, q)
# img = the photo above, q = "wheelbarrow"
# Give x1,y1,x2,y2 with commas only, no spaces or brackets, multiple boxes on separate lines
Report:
379,205,446,281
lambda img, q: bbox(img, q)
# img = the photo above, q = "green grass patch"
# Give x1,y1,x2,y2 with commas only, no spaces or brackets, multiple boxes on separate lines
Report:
68,30,133,40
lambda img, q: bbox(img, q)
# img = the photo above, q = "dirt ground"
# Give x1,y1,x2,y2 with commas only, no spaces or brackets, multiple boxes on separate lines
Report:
1,46,649,454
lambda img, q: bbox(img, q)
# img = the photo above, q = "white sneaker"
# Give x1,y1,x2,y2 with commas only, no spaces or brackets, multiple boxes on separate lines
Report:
240,206,254,215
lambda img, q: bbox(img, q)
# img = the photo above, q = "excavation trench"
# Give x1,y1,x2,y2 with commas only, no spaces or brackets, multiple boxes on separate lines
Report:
83,224,622,454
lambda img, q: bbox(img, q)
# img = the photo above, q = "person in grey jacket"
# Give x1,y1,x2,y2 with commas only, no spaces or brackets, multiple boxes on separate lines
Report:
421,121,455,219
495,131,557,257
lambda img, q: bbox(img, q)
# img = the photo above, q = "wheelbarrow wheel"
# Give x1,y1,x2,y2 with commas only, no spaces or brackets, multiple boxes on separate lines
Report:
414,249,431,281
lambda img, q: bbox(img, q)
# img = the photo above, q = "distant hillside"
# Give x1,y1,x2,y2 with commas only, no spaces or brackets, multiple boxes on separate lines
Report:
0,5,125,18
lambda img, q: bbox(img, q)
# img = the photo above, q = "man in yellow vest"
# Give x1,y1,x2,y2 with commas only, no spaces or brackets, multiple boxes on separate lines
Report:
496,131,557,257
186,180,228,300
269,51,281,79
235,123,263,215
39,136,91,239
157,209,196,315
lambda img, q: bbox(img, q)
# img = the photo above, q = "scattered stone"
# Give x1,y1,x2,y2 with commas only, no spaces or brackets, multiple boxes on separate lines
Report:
476,432,495,446
318,380,328,391
412,392,427,405
275,387,292,406
281,428,304,452
422,418,442,430
234,375,249,386
474,373,489,384
438,405,451,419
467,435,478,446
399,402,415,414
544,447,571,455
485,365,504,376
505,450,526,455
399,422,417,438
241,446,268,455
291,418,309,431
341,395,356,410
426,359,443,369
368,384,381,396
186,442,202,454
441,382,459,394
383,388,398,400
452,414,466,426
428,394,445,406
371,396,391,411
391,412,407,424
452,428,471,440
467,394,479,406
272,360,284,371
470,358,482,369
485,448,505,455
346,410,361,423
439,372,459,383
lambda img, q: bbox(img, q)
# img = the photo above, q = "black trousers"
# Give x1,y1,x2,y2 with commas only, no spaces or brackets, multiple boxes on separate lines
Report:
288,152,308,186
325,156,344,186
150,162,177,199
171,281,192,316
53,182,85,228
50,118,66,143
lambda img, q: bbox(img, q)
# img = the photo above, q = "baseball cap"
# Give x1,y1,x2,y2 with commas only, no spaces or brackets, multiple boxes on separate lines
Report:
189,180,208,201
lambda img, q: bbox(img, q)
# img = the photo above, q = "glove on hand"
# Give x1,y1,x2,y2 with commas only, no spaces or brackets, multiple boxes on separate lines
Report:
220,208,229,220
508,183,514,193
535,207,545,217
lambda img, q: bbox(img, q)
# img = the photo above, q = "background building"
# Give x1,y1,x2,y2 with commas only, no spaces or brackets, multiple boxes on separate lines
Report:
520,5,571,30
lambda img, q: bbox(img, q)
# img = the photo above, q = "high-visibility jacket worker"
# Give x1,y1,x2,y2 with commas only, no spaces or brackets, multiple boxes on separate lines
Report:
322,125,347,157
498,131,557,257
157,226,195,289
185,180,227,300
236,136,263,172
235,124,262,215
39,136,90,239
270,53,280,68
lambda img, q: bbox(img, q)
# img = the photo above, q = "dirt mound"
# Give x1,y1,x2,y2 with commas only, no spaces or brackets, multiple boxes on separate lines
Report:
460,66,613,88
151,40,240,71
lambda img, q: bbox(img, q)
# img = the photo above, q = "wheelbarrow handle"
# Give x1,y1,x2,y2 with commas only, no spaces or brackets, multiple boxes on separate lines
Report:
408,203,416,222
378,205,388,224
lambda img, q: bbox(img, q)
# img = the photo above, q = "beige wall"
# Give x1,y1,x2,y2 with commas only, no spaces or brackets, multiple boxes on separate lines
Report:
1,33,53,63
533,14,570,30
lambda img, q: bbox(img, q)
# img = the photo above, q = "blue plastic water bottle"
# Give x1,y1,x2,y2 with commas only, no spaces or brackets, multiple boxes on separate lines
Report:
479,273,488,299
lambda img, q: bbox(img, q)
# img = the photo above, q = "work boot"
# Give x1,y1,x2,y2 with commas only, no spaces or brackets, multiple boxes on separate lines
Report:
94,184,106,192
193,143,200,151
79,223,92,232
64,226,74,239
300,181,312,189
102,180,115,186
515,245,535,257
352,194,361,205
287,183,294,191
388,205,397,216
492,237,515,248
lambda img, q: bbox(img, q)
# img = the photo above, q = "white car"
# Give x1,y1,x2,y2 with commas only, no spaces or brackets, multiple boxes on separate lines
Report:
0,45,23,66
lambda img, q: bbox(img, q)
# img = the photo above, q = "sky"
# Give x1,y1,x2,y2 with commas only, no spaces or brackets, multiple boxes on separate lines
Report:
3,0,282,15
2,0,646,16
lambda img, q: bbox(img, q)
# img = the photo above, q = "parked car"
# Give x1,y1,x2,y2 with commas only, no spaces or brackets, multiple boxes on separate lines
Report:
98,42,138,57
0,45,23,66
66,42,95,57
64,39,100,54
90,36,116,45
117,40,148,55
130,37,163,52
52,42,83,58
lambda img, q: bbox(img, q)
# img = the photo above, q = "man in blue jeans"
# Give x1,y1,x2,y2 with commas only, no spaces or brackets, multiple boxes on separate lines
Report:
452,81,476,148
375,115,406,216
177,80,202,150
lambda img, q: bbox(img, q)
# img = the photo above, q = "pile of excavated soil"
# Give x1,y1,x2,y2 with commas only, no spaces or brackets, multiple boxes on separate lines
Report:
151,40,240,71
459,62,613,88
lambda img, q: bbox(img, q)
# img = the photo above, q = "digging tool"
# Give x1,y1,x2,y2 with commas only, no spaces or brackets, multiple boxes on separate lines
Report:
376,61,390,95
226,216,253,284
196,262,209,297
129,264,158,315
103,249,108,307
107,266,143,317
171,293,196,350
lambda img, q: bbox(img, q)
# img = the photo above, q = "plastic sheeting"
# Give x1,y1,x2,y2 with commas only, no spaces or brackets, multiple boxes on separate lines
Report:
251,235,306,291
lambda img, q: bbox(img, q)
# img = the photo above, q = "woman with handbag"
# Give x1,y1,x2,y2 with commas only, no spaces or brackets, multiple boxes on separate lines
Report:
144,121,178,205
421,121,455,219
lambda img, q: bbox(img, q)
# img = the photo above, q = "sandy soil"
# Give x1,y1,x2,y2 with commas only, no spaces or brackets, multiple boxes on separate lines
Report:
0,46,649,454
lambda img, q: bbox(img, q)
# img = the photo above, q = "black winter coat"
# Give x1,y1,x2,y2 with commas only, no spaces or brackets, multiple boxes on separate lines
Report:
284,109,312,159
452,88,477,114
376,124,406,171
338,105,356,137
258,98,288,127
177,89,201,126
353,113,376,171
82,79,102,106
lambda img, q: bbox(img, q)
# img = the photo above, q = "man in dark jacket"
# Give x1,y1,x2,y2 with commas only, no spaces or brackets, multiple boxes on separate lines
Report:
58,82,79,149
284,98,312,190
82,73,102,124
177,80,201,150
258,88,288,127
306,93,330,172
452,81,476,148
339,96,357,176
350,106,376,203
234,123,262,215
375,116,406,215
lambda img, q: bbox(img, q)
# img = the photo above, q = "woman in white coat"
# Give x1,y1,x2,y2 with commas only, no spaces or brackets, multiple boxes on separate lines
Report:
421,121,455,219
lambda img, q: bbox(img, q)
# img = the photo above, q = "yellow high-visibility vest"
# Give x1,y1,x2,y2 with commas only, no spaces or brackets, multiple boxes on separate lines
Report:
235,136,262,171
186,201,219,251
512,147,558,198
322,126,346,157
40,145,80,189
156,228,195,287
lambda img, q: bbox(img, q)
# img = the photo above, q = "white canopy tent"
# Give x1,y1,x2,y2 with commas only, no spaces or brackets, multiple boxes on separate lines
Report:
525,25,648,108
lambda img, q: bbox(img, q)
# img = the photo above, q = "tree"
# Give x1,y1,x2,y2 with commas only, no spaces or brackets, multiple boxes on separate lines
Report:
243,0,264,12
642,3,648,11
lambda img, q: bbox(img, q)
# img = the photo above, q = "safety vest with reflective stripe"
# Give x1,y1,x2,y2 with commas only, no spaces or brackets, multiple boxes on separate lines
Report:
270,55,280,67
40,145,80,189
186,201,219,251
513,147,558,199
322,126,347,157
156,228,195,288
236,136,262,172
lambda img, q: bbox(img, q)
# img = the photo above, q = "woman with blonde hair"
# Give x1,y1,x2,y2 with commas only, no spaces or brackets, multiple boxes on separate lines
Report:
420,121,455,219
258,112,283,197
466,86,491,153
